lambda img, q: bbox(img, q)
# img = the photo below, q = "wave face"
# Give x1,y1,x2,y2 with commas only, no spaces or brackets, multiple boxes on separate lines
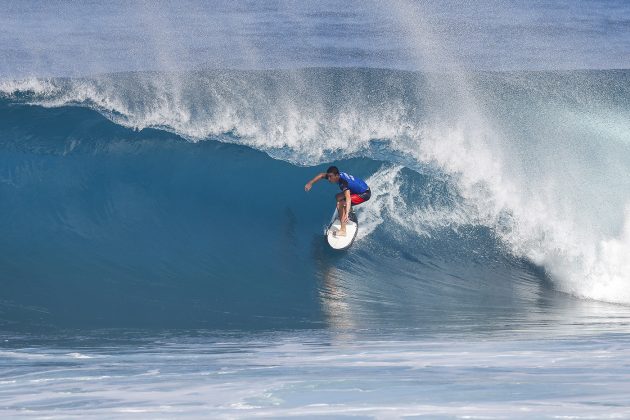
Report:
1,67,630,329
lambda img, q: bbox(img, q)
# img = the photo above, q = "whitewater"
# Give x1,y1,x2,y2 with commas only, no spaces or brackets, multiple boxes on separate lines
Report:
1,1,630,418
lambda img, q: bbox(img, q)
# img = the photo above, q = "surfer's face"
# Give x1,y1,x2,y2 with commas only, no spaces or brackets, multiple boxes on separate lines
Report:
326,173,339,183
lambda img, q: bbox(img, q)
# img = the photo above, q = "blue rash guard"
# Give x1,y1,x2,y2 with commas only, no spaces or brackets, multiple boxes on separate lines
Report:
338,172,369,194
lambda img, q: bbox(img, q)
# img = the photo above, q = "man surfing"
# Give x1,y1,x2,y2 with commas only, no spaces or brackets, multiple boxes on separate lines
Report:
305,166,371,237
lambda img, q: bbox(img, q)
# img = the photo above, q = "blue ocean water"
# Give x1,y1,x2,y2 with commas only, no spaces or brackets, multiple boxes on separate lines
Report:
1,1,630,417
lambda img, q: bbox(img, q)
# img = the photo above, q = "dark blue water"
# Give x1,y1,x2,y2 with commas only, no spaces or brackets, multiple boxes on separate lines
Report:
2,0,630,75
0,96,540,331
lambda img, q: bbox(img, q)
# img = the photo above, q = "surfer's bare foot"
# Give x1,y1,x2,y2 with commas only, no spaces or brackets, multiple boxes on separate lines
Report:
334,230,347,237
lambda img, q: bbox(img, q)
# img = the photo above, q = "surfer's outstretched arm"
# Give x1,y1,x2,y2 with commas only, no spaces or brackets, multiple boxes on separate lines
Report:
304,173,327,191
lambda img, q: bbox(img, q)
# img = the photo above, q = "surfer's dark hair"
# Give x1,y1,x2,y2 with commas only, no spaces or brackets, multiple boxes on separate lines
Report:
326,166,339,175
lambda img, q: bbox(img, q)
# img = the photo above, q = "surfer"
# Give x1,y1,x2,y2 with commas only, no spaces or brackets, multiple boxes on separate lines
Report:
305,166,371,236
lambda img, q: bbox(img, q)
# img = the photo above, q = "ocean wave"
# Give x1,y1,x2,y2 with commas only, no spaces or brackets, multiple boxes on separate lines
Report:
1,68,630,308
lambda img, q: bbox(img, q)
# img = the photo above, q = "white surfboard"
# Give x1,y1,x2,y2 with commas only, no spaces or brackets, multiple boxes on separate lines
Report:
325,208,359,250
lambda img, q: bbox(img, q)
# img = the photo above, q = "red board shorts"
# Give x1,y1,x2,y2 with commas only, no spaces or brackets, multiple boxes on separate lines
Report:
350,189,371,205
